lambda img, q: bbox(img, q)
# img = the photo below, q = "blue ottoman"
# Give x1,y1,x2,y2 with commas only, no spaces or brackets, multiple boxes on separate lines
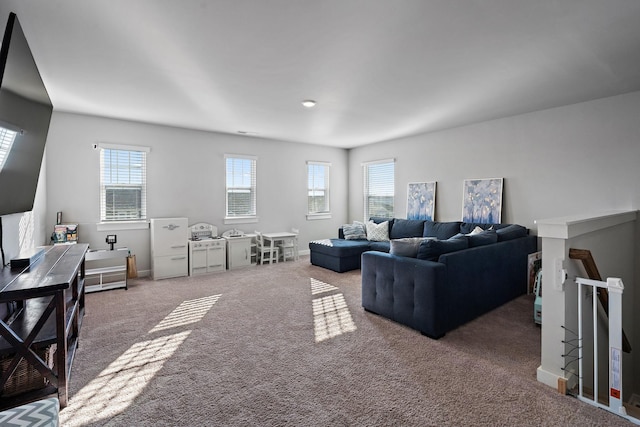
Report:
309,239,371,272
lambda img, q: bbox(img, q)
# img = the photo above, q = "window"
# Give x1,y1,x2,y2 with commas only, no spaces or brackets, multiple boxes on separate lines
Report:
0,126,18,172
363,159,395,220
225,155,257,219
100,146,147,221
307,161,330,218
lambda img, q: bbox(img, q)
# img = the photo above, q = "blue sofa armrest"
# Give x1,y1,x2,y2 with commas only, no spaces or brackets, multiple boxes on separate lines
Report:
361,251,448,338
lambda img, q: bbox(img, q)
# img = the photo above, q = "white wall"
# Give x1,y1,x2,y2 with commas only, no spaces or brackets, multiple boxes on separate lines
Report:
45,112,349,274
348,91,640,229
0,151,48,262
349,90,640,395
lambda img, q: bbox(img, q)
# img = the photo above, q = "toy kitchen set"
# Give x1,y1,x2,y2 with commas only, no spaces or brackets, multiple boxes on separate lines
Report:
187,222,227,275
150,218,256,280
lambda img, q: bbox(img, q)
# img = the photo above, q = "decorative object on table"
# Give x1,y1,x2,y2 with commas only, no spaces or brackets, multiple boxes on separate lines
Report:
52,224,78,244
461,177,503,223
527,251,542,294
407,181,436,220
106,234,117,250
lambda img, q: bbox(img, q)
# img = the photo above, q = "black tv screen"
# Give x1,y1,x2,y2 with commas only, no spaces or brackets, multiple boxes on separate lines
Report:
0,12,52,216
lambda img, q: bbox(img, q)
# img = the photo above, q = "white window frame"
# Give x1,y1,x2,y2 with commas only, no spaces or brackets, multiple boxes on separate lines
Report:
225,154,258,224
363,158,395,221
98,143,150,230
306,161,331,220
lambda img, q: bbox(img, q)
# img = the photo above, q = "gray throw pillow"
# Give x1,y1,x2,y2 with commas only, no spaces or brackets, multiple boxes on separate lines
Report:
342,221,367,240
390,237,433,258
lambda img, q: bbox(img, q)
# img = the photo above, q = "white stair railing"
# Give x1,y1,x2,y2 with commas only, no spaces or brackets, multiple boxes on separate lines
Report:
575,277,639,425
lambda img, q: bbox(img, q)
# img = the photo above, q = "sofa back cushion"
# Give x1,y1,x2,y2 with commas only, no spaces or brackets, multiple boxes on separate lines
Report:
423,220,462,240
467,229,498,247
416,236,469,261
496,224,528,241
369,241,391,253
390,219,426,239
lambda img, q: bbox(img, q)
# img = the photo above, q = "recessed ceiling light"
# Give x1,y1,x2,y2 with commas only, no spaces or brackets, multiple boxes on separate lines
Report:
237,131,258,136
301,99,316,108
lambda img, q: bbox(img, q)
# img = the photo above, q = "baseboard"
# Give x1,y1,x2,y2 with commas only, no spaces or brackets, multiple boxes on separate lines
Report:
537,365,563,390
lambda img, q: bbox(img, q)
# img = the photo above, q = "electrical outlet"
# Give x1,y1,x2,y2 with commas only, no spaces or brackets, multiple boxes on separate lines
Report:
554,258,567,291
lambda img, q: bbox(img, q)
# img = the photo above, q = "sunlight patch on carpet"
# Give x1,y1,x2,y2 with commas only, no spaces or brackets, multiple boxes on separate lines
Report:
60,294,221,425
310,278,339,295
59,331,191,426
312,293,356,342
148,294,221,333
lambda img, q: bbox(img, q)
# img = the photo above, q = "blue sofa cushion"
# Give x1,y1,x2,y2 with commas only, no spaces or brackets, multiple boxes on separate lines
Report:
309,239,370,257
342,221,367,240
423,220,462,240
467,229,498,247
390,219,425,239
389,237,429,258
496,224,528,241
369,241,391,253
416,236,469,261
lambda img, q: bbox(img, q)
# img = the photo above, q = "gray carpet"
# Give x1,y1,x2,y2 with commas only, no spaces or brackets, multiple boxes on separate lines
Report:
59,256,632,426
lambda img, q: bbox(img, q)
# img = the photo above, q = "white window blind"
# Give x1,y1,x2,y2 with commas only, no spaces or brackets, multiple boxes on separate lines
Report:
363,159,395,220
100,148,147,221
225,155,257,218
307,161,330,215
0,126,18,172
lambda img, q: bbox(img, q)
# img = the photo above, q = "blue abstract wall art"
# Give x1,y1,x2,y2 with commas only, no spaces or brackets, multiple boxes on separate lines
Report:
462,178,503,223
407,182,436,220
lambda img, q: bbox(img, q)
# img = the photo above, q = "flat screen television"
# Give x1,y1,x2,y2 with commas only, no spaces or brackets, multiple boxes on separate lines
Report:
0,12,52,216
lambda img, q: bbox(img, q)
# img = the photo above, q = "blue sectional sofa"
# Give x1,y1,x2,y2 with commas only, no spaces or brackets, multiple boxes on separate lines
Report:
309,217,538,338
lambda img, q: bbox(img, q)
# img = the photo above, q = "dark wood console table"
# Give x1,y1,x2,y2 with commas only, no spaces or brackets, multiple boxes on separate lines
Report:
0,244,87,409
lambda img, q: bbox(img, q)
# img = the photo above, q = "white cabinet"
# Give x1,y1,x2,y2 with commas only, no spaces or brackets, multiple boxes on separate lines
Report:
225,236,253,269
85,247,128,293
150,218,188,280
189,239,226,275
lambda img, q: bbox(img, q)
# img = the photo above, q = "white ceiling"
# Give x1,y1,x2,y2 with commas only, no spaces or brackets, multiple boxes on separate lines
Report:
3,0,640,148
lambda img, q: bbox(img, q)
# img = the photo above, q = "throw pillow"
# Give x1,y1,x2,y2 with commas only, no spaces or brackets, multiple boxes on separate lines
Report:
342,221,367,240
416,236,469,261
390,237,432,258
467,229,498,247
366,220,390,242
467,226,485,235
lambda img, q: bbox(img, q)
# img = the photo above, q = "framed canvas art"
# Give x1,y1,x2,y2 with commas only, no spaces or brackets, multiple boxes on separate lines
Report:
407,182,436,220
462,178,503,223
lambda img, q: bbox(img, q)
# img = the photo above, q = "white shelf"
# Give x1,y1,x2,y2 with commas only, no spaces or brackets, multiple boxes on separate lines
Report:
85,247,128,293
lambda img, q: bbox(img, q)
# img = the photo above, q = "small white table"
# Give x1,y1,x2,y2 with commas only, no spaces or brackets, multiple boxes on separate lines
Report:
261,232,298,261
85,247,129,293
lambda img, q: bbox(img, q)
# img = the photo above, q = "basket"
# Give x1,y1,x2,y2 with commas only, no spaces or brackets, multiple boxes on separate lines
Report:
0,345,56,397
